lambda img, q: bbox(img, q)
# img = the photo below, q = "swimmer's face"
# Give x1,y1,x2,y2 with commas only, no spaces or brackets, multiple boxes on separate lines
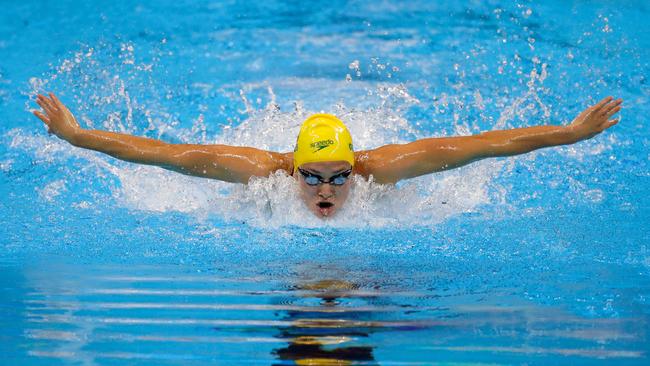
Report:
295,161,353,218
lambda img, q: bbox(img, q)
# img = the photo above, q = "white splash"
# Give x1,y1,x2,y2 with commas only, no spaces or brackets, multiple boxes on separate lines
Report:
0,159,12,172
9,99,503,228
37,180,67,202
16,43,513,228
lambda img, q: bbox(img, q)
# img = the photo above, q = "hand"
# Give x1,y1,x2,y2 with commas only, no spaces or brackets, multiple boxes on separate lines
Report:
33,93,82,143
567,96,622,142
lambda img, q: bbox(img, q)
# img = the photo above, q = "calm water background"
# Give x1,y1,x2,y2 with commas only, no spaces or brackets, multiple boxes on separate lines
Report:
1,0,649,364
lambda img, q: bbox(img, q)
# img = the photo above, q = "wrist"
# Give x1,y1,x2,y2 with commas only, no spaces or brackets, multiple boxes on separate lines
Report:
562,125,583,144
67,128,86,146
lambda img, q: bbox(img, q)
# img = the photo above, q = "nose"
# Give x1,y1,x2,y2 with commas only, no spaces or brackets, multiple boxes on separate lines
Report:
317,183,334,199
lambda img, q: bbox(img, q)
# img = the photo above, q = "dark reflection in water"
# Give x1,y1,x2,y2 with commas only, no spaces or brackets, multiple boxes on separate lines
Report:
272,278,378,366
14,261,649,364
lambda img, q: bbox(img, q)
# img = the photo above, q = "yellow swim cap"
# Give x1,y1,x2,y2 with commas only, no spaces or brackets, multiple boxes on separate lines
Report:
293,114,354,171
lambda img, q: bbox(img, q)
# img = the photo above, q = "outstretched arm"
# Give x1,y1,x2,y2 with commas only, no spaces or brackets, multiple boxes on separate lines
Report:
33,93,291,183
356,97,622,184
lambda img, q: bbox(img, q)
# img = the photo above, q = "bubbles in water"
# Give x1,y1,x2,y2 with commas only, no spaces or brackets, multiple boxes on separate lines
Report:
0,159,12,172
599,15,613,33
37,180,67,202
584,189,604,203
348,60,361,78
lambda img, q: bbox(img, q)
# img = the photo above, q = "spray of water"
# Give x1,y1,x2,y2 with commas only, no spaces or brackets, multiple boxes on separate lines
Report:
14,43,559,228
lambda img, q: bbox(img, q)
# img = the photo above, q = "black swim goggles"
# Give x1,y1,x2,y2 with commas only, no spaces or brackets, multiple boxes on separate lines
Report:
298,168,352,186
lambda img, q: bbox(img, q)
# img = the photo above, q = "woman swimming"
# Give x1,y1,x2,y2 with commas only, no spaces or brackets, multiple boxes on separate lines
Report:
33,93,622,218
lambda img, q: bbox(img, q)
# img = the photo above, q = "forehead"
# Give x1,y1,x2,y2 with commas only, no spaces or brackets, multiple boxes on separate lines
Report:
300,161,351,174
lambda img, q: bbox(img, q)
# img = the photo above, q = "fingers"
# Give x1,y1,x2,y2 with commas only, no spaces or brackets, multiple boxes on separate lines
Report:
33,110,51,124
33,110,54,135
36,94,58,114
579,96,612,120
599,118,619,132
601,98,622,116
35,96,48,112
583,96,610,115
592,96,613,111
49,92,66,111
587,97,622,125
33,93,60,134
605,105,622,119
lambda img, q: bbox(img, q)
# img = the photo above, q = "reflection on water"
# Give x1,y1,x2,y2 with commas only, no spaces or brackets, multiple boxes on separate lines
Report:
4,261,646,365
273,279,377,365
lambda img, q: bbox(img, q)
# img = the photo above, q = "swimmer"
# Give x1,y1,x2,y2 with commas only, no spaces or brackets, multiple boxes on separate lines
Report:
33,93,622,218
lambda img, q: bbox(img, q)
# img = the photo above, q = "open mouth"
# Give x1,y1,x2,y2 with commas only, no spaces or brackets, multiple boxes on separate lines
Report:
317,201,334,209
316,201,335,217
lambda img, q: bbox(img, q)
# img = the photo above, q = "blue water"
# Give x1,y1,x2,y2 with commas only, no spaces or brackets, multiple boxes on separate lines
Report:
1,0,649,364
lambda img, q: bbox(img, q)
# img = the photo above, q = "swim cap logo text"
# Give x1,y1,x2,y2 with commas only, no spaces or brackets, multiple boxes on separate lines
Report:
310,139,334,153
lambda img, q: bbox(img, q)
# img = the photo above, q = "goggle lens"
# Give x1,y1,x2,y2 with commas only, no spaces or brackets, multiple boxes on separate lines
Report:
299,168,351,186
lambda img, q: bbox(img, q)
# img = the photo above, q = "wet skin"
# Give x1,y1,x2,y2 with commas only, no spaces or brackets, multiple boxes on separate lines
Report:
294,161,353,218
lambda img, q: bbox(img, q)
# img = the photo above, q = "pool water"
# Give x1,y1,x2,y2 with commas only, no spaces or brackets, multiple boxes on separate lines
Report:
1,0,649,364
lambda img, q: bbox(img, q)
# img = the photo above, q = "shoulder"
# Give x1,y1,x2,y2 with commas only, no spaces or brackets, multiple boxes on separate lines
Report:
352,147,399,183
275,152,294,174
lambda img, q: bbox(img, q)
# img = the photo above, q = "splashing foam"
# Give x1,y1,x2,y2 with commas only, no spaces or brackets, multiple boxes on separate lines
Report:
10,101,503,228
19,44,509,228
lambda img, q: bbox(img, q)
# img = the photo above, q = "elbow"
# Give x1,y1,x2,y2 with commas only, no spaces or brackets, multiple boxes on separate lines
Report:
469,134,501,158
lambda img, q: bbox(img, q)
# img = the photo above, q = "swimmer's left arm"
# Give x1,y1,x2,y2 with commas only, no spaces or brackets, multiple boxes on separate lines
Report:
357,97,622,184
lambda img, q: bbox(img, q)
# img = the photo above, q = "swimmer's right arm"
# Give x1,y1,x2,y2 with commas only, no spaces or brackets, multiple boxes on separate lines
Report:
33,93,291,183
